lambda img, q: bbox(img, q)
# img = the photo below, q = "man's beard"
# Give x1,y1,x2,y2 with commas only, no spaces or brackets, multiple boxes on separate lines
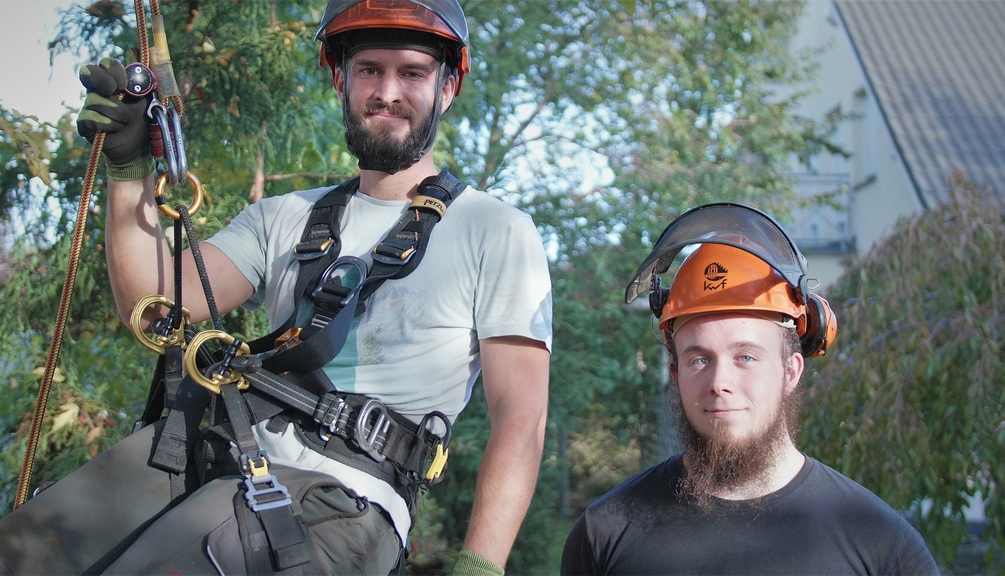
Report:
344,101,433,173
671,383,803,512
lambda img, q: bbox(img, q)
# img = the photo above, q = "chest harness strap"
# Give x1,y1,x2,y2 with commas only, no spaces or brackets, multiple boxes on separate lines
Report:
245,170,466,377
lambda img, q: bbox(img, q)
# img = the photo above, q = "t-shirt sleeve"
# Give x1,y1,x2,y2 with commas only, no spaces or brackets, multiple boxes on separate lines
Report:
561,513,600,575
204,201,269,310
473,211,553,350
887,520,940,575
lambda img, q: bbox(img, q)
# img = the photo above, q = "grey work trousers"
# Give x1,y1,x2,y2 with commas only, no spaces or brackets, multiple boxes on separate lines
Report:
0,420,403,575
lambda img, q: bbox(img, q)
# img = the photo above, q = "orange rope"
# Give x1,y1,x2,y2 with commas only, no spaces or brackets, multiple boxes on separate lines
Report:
13,134,104,509
13,0,162,509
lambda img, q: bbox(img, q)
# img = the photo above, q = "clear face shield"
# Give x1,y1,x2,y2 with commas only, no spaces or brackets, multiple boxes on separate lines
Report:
624,203,812,312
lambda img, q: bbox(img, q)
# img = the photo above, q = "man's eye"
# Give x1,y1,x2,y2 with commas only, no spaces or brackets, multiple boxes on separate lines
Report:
738,355,754,363
690,357,709,366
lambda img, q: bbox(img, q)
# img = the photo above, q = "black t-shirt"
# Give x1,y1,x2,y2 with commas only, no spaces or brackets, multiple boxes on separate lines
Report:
561,456,939,575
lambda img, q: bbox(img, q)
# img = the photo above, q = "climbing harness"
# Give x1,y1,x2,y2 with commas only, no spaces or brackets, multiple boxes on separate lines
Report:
129,171,463,571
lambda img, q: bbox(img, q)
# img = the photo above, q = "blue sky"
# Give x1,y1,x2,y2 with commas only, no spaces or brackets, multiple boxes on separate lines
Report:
0,0,84,124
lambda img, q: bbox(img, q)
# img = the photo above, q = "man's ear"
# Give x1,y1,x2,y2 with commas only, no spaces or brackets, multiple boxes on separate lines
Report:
669,362,679,384
440,73,457,113
784,353,804,394
334,67,346,99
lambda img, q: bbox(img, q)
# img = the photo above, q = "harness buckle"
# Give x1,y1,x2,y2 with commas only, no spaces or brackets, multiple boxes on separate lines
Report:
240,450,272,477
293,237,334,261
371,242,417,266
241,451,293,512
354,399,392,462
314,393,350,442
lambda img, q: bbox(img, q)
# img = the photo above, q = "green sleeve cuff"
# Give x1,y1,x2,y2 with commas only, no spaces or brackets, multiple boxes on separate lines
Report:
453,550,504,576
106,155,155,181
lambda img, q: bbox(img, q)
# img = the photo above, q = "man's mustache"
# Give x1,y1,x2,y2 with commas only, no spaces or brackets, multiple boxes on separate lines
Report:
361,103,414,120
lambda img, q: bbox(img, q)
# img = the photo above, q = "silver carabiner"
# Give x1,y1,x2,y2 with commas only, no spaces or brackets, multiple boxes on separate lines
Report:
146,99,188,187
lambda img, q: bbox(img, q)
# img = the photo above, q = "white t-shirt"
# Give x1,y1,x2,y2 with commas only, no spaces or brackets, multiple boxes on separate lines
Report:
205,183,552,542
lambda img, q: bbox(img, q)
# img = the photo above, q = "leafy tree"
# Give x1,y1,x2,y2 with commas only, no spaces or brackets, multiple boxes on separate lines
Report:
802,175,1005,568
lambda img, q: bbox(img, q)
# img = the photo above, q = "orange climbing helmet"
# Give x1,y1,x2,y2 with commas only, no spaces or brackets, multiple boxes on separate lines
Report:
316,0,470,96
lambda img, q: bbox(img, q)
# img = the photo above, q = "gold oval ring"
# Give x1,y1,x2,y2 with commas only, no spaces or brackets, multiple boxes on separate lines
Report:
154,171,203,220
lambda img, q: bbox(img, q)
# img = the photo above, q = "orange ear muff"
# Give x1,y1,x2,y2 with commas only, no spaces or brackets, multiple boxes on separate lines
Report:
800,294,837,358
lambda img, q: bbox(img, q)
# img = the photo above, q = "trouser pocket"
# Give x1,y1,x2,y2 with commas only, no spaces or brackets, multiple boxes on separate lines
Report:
300,481,403,576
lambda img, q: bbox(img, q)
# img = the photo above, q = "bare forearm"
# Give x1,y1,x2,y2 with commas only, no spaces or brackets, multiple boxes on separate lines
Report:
105,175,173,325
462,416,546,567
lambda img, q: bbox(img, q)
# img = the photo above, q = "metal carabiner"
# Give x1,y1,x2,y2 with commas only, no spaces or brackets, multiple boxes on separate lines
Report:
146,99,188,187
417,411,452,482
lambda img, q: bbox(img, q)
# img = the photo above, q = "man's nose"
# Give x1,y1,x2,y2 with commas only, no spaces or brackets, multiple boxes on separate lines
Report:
373,74,404,103
707,364,735,396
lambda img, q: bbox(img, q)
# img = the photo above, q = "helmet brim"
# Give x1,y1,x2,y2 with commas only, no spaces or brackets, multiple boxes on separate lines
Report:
625,203,808,305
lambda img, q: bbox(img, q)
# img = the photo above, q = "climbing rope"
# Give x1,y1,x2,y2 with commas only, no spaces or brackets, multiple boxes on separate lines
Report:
14,0,193,509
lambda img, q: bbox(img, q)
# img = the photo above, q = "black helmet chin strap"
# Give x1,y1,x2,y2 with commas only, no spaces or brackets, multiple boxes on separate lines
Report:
341,58,447,175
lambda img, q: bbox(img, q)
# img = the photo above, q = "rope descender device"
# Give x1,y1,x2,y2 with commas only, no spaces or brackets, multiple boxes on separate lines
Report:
129,294,190,354
184,330,252,394
122,60,201,219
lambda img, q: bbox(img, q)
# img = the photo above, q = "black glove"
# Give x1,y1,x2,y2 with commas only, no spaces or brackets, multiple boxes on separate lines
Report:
77,58,154,180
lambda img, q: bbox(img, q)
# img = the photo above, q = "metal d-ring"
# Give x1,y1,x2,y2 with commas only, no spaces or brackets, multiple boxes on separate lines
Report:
129,294,190,354
184,330,251,394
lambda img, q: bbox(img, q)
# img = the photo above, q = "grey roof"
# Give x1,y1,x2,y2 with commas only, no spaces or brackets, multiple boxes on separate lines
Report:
835,0,1005,207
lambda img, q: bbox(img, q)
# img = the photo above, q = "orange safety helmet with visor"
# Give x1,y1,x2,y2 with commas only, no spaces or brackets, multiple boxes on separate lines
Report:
625,203,837,358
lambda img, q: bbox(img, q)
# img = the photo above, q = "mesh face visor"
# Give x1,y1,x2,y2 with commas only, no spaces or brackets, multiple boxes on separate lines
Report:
624,203,809,305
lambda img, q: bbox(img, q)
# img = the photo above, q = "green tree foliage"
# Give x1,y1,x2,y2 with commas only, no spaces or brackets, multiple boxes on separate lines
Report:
803,175,1005,567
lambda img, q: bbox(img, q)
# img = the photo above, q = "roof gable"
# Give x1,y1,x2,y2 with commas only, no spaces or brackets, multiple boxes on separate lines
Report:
836,0,1005,206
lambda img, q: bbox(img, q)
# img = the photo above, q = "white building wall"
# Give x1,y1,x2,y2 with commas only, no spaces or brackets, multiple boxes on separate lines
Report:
785,1,924,288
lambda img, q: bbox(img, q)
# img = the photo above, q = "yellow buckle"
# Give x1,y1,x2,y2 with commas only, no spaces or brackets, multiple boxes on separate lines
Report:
247,455,270,477
425,444,449,481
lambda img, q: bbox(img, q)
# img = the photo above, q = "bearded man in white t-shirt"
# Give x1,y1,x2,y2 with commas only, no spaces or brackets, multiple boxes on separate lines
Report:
0,2,551,575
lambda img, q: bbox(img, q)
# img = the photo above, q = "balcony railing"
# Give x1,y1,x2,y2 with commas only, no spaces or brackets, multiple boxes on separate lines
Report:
788,172,856,255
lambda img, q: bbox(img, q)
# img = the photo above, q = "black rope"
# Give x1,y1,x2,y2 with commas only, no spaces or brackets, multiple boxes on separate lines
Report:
171,218,184,329
178,204,223,331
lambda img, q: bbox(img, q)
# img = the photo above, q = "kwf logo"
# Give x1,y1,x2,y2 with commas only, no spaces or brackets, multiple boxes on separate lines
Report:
703,262,727,291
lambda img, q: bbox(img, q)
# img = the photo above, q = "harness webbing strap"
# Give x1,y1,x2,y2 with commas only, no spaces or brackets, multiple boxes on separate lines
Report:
246,171,466,371
233,366,444,494
259,260,364,376
357,171,466,307
218,383,315,571
246,179,358,356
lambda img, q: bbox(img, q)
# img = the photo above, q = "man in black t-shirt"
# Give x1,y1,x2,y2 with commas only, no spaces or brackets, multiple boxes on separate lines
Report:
562,204,939,575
